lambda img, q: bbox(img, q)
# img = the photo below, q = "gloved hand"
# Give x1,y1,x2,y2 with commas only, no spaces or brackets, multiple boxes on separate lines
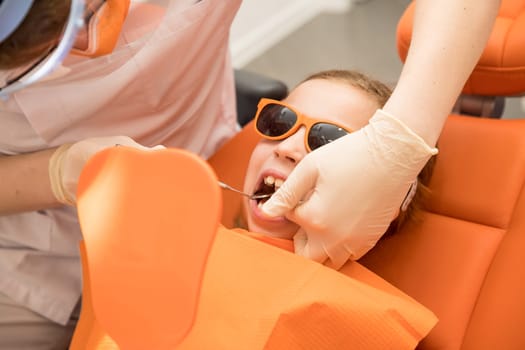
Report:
262,109,438,268
48,136,165,205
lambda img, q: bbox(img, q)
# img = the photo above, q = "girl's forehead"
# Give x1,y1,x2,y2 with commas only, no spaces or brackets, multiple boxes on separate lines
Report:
284,79,379,130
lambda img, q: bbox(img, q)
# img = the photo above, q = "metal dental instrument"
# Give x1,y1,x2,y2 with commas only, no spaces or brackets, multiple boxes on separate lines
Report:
218,181,273,200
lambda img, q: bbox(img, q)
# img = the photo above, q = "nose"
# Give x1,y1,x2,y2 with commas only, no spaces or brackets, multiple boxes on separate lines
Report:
273,127,307,164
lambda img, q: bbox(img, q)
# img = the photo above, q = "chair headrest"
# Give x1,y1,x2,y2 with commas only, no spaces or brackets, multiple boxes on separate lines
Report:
397,0,525,96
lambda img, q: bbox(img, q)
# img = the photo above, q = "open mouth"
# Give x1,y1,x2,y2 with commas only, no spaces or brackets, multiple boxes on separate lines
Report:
253,175,284,205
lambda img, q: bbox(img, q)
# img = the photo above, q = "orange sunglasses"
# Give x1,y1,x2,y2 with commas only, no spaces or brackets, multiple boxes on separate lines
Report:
254,98,353,152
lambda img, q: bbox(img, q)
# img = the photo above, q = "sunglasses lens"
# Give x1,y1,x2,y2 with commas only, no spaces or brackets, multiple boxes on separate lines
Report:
256,104,298,138
308,123,349,151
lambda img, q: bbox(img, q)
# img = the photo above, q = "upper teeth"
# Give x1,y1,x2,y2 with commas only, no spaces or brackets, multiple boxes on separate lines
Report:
264,176,283,189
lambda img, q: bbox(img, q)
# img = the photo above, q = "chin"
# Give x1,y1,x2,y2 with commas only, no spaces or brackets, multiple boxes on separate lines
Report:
246,218,298,241
244,197,299,240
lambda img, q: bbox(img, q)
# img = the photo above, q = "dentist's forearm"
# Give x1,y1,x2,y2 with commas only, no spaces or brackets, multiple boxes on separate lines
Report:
0,149,61,215
383,0,500,146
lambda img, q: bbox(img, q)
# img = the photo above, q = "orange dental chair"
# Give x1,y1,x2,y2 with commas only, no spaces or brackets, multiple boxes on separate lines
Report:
69,1,525,349
359,1,525,349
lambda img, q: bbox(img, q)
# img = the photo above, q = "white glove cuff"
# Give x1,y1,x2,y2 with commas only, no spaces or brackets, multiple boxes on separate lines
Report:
366,109,438,172
48,144,75,206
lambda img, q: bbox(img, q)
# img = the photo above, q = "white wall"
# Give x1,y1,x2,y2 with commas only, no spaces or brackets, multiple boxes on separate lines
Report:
230,0,353,68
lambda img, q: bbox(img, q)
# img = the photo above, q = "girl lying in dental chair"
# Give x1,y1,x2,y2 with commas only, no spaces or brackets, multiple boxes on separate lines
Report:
238,69,435,254
190,69,438,349
73,69,438,350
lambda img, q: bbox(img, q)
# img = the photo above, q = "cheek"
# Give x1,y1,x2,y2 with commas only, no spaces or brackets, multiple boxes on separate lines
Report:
243,143,272,193
244,146,264,193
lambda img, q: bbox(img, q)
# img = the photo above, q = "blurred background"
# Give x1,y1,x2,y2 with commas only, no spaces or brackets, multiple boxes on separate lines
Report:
230,0,525,120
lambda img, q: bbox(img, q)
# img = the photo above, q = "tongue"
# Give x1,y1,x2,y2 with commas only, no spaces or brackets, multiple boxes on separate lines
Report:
254,183,275,198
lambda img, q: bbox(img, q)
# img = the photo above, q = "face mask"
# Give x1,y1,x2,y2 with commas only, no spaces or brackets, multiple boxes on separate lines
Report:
70,0,130,57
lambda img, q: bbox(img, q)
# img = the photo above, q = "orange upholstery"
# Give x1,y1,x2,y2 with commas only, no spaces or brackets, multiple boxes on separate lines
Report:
360,115,525,349
397,0,525,96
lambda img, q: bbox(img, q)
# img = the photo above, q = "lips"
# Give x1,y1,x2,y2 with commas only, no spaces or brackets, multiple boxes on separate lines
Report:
247,170,298,234
250,170,288,223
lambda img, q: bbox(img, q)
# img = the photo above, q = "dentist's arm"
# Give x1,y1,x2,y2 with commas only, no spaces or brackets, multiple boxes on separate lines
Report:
0,136,163,215
262,0,501,268
386,0,499,146
0,149,60,215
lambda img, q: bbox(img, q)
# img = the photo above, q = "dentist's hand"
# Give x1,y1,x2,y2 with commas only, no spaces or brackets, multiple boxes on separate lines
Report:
48,136,165,205
262,110,438,268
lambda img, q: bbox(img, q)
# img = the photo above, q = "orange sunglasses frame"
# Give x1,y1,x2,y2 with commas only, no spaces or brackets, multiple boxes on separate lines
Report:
254,98,353,152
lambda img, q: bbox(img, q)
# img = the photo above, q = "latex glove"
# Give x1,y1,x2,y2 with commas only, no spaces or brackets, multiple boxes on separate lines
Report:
48,136,165,205
262,110,438,268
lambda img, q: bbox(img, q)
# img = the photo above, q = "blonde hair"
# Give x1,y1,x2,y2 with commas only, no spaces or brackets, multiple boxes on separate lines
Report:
302,69,435,233
302,69,393,107
0,0,70,69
